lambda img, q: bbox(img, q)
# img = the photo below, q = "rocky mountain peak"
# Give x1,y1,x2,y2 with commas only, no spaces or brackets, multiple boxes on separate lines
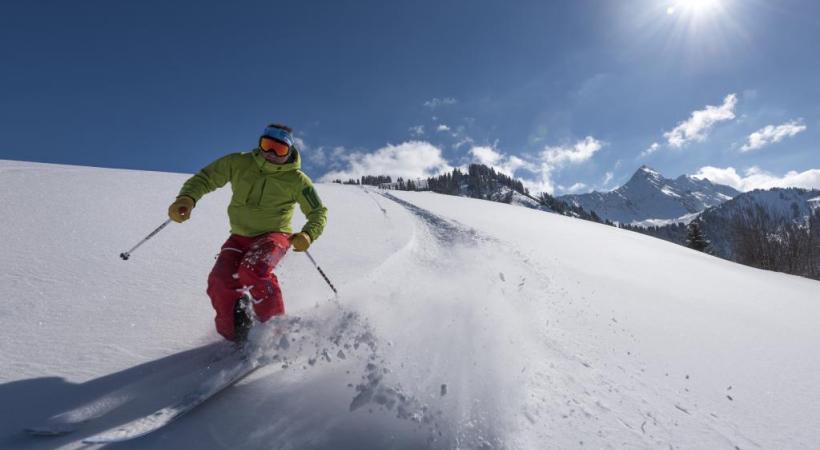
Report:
559,166,740,224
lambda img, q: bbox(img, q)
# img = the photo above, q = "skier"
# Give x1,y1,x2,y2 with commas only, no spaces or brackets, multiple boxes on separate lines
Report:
167,124,328,342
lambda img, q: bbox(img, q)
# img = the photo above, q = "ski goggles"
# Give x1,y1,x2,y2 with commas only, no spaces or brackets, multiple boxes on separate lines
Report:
259,126,294,156
260,137,291,156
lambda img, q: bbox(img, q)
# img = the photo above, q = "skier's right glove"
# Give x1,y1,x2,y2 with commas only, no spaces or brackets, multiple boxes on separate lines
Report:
289,232,312,252
168,196,195,223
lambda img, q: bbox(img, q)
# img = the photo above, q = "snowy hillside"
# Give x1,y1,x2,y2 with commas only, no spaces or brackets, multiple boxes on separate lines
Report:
1,160,819,450
561,166,739,225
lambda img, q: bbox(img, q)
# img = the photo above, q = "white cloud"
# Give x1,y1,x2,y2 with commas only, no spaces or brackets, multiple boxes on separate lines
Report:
641,142,660,157
692,166,820,191
519,137,604,195
521,175,556,197
408,125,424,137
293,136,307,151
319,141,452,182
423,97,457,109
470,146,502,166
541,136,604,165
506,156,529,173
464,137,603,195
602,171,614,186
456,138,604,195
663,94,737,148
453,136,474,149
437,124,451,132
469,146,532,177
306,145,348,167
740,120,806,152
559,182,589,194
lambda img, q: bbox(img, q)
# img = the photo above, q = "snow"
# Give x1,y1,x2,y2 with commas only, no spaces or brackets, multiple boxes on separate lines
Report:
630,212,700,228
508,190,543,210
660,186,681,198
2,160,819,449
638,165,661,178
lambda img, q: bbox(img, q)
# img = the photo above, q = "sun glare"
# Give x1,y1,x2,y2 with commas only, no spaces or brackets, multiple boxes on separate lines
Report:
667,0,723,16
628,0,744,66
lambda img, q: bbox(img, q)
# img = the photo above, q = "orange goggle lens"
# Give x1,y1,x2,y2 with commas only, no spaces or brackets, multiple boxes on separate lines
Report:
260,137,290,156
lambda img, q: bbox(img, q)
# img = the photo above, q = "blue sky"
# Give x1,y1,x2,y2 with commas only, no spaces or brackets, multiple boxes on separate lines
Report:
1,0,819,194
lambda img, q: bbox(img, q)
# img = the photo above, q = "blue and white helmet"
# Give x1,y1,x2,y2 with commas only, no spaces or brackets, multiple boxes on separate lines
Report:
262,125,295,147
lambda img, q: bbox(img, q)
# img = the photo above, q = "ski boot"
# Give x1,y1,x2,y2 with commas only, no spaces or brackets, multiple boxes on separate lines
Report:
233,295,253,345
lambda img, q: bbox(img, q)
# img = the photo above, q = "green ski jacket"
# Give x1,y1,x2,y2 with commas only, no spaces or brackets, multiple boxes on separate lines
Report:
178,149,328,240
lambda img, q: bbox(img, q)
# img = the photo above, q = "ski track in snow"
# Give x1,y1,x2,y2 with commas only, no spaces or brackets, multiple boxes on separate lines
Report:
361,185,388,215
369,191,762,449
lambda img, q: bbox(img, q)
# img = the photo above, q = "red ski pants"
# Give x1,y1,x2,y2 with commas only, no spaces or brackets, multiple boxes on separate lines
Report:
207,232,290,341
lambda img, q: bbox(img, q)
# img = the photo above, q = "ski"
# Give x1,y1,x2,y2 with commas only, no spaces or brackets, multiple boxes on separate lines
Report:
25,422,80,436
81,353,261,444
25,347,240,436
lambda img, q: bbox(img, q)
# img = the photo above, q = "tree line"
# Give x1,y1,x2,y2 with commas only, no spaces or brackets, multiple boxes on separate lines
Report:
331,175,393,186
729,205,820,279
620,205,820,280
333,164,610,225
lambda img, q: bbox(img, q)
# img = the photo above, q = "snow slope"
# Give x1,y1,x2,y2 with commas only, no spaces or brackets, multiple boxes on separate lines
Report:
1,160,819,449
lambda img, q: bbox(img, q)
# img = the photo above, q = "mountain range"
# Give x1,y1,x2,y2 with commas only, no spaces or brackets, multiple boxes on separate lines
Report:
559,166,741,225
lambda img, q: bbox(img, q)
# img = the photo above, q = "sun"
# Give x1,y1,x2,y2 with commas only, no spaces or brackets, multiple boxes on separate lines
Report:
667,0,723,17
632,0,742,64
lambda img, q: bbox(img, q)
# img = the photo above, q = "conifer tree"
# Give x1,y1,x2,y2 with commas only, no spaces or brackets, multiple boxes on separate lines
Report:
686,221,710,252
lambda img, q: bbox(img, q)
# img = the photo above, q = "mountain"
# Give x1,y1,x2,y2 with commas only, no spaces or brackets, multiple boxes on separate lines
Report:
560,166,740,225
3,160,820,449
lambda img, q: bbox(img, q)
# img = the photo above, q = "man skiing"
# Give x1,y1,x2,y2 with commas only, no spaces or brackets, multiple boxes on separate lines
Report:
168,124,327,342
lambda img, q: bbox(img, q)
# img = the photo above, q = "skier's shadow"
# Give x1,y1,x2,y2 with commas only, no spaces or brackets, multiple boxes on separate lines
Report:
0,342,226,450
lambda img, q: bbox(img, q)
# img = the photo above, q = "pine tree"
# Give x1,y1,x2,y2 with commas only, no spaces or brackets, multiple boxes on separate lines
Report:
686,221,710,252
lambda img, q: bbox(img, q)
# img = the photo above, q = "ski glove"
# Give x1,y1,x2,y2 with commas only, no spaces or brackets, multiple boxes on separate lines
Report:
290,232,311,252
168,196,195,223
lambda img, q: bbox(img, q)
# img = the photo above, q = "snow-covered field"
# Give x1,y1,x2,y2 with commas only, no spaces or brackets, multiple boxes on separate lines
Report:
1,160,818,449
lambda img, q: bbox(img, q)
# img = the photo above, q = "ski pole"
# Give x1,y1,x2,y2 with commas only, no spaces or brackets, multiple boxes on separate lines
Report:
304,250,338,295
119,219,172,261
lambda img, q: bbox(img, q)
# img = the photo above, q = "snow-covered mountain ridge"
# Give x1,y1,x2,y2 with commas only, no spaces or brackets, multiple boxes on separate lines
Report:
1,160,819,450
696,187,820,259
705,187,820,220
560,166,740,224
